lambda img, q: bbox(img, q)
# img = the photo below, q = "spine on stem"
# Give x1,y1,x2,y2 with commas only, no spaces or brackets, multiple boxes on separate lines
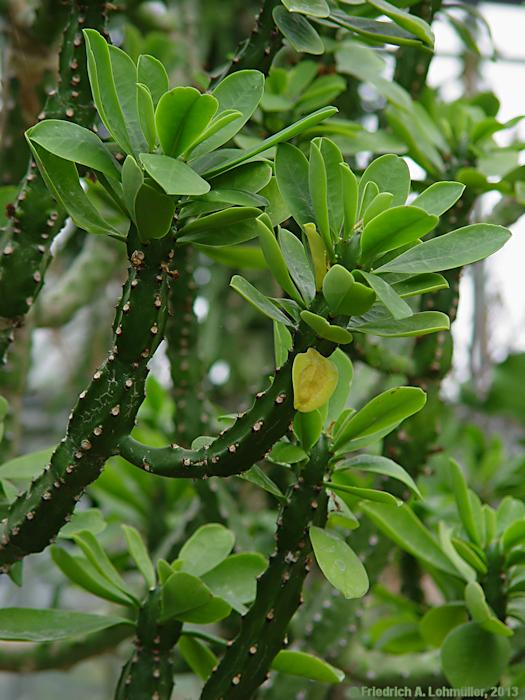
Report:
0,1,108,362
0,230,174,569
115,589,182,700
201,437,330,700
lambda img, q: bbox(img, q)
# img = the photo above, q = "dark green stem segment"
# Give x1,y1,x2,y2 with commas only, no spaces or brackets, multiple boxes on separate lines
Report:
212,0,282,85
201,437,330,700
115,589,182,700
0,1,108,363
0,230,175,570
119,332,333,479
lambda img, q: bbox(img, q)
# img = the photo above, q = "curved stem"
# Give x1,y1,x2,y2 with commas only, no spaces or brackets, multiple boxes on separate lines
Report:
201,437,331,700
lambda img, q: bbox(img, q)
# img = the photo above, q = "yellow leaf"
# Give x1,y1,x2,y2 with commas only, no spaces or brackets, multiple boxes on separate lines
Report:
293,348,339,413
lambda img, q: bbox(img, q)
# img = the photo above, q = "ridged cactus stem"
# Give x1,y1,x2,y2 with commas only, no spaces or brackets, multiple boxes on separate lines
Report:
201,437,330,700
115,588,182,700
0,1,108,363
0,229,175,570
119,333,334,479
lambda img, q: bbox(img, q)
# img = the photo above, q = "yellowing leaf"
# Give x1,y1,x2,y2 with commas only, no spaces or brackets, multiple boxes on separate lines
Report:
293,348,338,413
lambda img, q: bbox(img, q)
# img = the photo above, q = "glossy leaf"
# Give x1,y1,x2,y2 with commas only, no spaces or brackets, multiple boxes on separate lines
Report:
275,143,315,225
273,6,324,54
278,228,316,305
330,12,424,48
376,224,511,274
0,609,131,642
137,54,169,106
108,44,147,154
134,183,175,241
58,509,106,539
140,153,210,195
465,582,512,637
257,219,302,303
178,636,217,680
412,182,465,216
27,120,120,179
326,348,353,425
359,154,410,207
366,0,434,47
136,83,156,150
449,459,482,546
420,604,468,648
359,271,412,319
441,623,510,689
155,87,218,157
309,526,369,599
161,572,212,620
304,223,329,290
336,454,421,498
122,525,155,589
231,275,296,327
272,650,344,683
300,310,354,344
328,478,400,506
281,0,330,18
202,553,267,613
178,524,235,576
309,141,331,248
333,386,426,452
362,502,459,576
391,272,448,298
348,310,449,337
0,447,54,481
360,206,438,263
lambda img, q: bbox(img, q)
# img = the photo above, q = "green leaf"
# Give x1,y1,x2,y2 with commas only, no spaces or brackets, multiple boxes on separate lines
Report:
441,623,510,689
332,386,426,452
275,143,315,226
58,509,106,539
178,636,217,680
439,522,476,583
122,155,144,221
420,603,468,648
309,141,331,249
336,454,421,498
294,409,324,450
161,572,212,620
361,502,459,576
50,547,135,607
309,526,369,599
202,106,338,178
359,154,410,207
502,521,525,553
278,228,315,305
0,447,54,481
26,120,120,180
212,162,272,193
231,275,296,327
137,54,169,106
108,44,147,154
272,650,344,683
391,273,448,298
240,465,286,503
322,265,355,316
191,70,265,157
202,552,267,613
134,183,175,241
0,609,131,642
320,138,345,236
268,441,308,465
300,310,353,344
188,110,244,156
339,165,359,240
177,597,232,624
327,479,400,506
360,206,438,263
375,224,511,274
348,310,450,337
139,153,210,195
363,192,394,226
359,271,412,320
122,525,155,589
83,29,131,153
273,6,324,54
366,0,434,47
326,348,353,425
28,142,122,237
73,531,135,601
180,206,261,237
178,523,235,576
412,182,465,216
155,86,218,157
449,459,482,546
330,12,425,48
465,582,512,637
282,0,330,18
136,83,156,151
258,220,302,303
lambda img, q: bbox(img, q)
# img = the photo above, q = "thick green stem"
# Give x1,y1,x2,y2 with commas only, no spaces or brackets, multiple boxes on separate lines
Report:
119,332,333,479
0,230,174,570
0,1,108,363
115,589,182,700
201,437,330,700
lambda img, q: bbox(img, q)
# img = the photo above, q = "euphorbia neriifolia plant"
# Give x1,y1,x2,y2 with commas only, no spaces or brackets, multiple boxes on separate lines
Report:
0,20,517,700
